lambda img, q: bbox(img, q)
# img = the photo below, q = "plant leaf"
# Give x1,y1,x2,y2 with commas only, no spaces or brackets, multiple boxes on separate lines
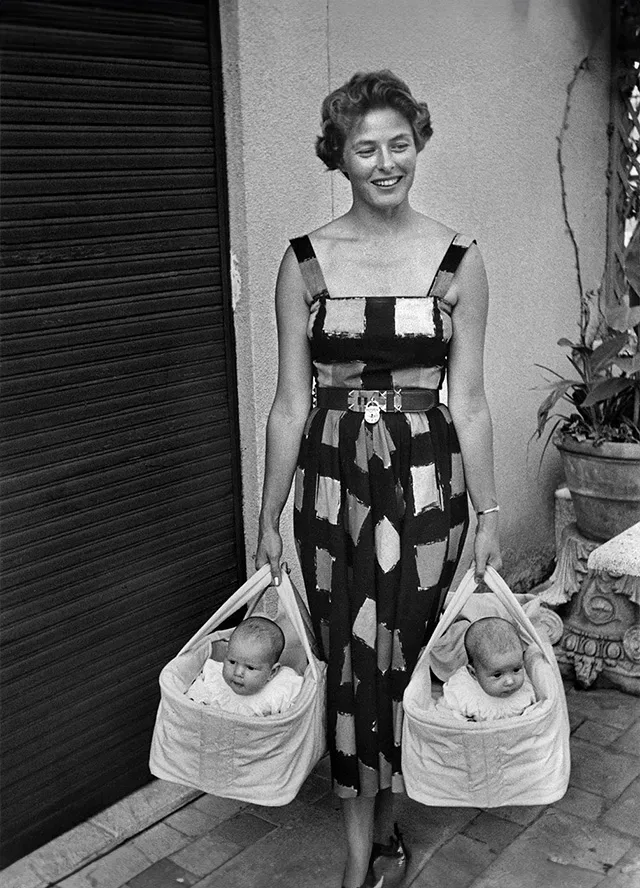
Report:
581,377,633,407
531,415,564,474
606,302,640,331
557,337,576,348
589,333,629,373
615,353,640,375
566,355,587,380
534,363,581,384
535,383,574,435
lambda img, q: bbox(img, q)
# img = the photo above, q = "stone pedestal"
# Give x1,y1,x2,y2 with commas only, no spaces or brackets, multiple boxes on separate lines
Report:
538,522,640,695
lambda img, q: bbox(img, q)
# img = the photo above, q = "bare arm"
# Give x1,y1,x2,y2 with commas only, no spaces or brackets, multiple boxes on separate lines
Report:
446,243,502,581
256,246,313,582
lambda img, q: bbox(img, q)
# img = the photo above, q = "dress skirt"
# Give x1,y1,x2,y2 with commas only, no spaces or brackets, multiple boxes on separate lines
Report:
293,402,468,797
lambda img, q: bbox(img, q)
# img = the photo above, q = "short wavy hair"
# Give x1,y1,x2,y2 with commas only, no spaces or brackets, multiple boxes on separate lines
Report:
316,70,433,171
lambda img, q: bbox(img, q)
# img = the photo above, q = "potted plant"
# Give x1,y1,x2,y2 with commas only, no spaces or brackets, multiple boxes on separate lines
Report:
535,3,640,542
535,314,640,541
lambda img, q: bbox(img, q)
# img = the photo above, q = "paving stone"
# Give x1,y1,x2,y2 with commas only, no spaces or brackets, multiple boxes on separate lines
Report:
0,857,49,888
209,812,277,848
461,812,523,853
165,803,222,837
574,719,626,746
569,738,640,799
57,844,151,888
568,709,586,733
293,770,332,804
391,799,479,883
244,797,316,827
131,822,192,862
169,832,242,877
602,777,640,838
412,833,495,888
126,857,200,888
311,753,332,781
551,786,605,821
27,821,115,883
610,720,640,756
92,781,201,842
191,794,246,822
469,809,632,888
185,803,347,888
598,846,640,888
487,804,546,826
564,687,640,730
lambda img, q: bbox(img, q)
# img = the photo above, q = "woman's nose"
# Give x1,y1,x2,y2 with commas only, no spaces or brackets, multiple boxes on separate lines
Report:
376,147,393,170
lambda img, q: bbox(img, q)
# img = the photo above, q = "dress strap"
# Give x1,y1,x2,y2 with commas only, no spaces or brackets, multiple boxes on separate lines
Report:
290,235,330,300
427,234,476,305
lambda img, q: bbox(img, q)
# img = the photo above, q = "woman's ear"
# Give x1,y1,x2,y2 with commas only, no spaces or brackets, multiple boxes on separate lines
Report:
466,662,476,679
269,662,281,681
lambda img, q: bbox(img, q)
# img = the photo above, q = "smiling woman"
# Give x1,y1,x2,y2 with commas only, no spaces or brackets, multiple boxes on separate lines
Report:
255,70,501,888
341,108,418,213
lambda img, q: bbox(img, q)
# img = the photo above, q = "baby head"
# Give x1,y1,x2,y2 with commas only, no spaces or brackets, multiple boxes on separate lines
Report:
222,617,285,696
464,617,525,698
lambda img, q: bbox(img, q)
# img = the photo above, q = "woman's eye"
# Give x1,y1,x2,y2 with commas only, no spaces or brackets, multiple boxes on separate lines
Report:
392,143,409,151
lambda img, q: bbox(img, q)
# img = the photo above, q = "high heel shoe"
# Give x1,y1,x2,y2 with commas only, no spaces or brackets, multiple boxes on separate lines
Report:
369,822,408,887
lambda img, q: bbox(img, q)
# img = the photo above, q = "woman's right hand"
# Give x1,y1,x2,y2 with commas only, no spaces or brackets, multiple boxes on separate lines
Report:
255,524,283,585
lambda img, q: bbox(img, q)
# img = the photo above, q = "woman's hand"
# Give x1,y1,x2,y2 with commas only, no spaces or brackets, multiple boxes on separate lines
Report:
473,513,502,583
255,523,283,585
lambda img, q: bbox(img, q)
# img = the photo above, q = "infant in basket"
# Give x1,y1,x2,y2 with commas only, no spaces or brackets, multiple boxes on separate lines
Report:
187,616,303,716
438,617,536,722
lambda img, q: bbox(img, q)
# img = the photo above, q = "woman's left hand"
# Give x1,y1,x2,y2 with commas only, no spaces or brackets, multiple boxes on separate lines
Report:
473,514,502,583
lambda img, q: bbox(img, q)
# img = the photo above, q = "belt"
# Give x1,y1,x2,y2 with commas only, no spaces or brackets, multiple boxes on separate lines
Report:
316,387,439,423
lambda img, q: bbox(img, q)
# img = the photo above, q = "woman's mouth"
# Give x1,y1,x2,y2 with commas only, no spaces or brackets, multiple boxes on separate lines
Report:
372,176,402,188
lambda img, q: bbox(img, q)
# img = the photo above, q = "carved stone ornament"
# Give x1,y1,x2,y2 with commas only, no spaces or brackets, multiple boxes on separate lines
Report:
547,523,640,695
535,607,564,645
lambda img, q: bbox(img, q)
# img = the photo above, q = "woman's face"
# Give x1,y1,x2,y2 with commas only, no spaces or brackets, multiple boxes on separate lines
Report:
341,107,417,210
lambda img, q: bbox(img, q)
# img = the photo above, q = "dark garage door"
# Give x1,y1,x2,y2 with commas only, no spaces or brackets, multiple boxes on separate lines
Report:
0,0,244,866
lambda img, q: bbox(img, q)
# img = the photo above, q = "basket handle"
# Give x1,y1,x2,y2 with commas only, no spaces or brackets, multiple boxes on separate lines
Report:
177,564,273,655
421,565,552,663
177,565,320,681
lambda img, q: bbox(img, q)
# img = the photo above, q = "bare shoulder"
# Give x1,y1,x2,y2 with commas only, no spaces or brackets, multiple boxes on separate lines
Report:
413,212,457,244
276,242,310,304
307,215,353,245
456,241,487,285
448,241,489,318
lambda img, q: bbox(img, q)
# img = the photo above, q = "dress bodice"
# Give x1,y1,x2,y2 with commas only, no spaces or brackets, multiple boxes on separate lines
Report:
290,233,474,391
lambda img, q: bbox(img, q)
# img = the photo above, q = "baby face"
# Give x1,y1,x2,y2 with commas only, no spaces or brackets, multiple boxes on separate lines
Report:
222,634,278,696
471,648,525,698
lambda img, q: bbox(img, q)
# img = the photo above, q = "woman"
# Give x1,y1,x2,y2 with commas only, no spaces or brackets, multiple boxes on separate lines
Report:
256,70,501,888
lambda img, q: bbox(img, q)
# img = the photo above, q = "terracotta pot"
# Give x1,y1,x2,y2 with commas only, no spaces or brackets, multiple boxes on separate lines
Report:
554,434,640,541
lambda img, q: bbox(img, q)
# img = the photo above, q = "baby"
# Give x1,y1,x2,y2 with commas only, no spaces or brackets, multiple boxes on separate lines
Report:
187,616,303,716
439,617,536,721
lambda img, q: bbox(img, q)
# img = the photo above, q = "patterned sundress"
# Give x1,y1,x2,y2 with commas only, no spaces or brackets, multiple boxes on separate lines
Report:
291,232,472,798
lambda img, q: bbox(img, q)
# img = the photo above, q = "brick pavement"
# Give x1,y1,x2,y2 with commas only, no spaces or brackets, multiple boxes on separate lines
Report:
3,681,639,888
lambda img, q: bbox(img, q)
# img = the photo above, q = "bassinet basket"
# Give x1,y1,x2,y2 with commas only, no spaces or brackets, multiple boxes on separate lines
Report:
149,565,327,805
402,566,570,808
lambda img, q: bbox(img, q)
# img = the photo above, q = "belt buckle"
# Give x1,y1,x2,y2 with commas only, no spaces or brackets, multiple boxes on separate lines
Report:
364,391,385,424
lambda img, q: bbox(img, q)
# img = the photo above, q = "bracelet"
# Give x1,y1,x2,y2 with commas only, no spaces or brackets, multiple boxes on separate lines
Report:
477,505,500,516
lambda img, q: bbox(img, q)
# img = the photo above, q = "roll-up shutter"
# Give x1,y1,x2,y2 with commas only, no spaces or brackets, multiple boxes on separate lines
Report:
0,0,244,866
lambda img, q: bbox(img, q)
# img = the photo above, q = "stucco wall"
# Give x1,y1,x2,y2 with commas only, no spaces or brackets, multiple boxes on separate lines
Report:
220,0,611,591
